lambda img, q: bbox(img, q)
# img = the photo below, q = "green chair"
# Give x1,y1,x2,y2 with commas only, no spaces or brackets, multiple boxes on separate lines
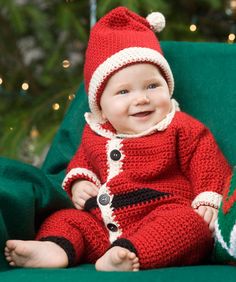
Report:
0,41,236,281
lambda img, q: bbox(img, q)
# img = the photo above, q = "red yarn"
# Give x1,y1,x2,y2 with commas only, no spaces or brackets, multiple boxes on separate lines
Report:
38,111,232,269
65,112,231,201
84,7,162,93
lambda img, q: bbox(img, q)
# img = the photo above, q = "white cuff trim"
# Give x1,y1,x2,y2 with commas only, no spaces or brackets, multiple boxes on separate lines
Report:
191,191,222,209
62,168,101,190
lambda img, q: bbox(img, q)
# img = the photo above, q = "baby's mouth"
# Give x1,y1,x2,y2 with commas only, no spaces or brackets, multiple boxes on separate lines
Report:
131,111,153,117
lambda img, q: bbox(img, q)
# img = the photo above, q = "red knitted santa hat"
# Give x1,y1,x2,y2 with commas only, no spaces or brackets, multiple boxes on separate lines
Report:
84,6,174,122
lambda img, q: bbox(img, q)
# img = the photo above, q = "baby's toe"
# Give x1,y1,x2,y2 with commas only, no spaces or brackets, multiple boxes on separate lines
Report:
117,249,127,260
128,252,136,260
5,255,12,262
133,262,140,270
9,261,16,267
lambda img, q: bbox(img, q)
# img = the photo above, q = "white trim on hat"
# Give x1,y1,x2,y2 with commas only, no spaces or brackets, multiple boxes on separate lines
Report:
88,47,174,122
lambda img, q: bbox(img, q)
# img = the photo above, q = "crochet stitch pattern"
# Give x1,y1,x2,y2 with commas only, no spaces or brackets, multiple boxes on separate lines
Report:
214,167,236,264
83,7,174,123
37,111,231,268
35,7,232,269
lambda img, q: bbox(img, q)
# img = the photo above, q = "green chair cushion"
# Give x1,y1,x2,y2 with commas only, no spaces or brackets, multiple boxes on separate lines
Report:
0,158,72,269
1,264,236,282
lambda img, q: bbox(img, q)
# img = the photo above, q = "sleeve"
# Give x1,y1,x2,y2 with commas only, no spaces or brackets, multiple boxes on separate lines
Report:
177,114,232,209
62,128,101,197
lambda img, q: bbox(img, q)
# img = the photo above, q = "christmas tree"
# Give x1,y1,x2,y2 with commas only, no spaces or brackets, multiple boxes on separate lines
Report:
0,0,235,165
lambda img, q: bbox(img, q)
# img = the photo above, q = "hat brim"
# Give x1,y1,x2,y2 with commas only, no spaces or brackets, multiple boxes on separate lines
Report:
88,47,174,123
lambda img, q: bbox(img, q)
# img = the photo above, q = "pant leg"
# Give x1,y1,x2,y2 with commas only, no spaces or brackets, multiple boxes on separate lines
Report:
114,204,213,269
36,208,110,266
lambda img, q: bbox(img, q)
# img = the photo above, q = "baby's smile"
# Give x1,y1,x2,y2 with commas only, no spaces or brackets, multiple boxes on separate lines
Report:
100,63,171,135
130,111,154,118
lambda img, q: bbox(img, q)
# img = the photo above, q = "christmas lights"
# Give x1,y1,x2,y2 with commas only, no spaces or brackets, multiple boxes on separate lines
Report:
22,82,29,91
52,103,60,111
190,24,197,32
62,60,71,68
68,94,75,100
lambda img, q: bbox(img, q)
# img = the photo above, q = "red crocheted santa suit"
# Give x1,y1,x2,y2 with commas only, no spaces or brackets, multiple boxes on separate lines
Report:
36,111,232,269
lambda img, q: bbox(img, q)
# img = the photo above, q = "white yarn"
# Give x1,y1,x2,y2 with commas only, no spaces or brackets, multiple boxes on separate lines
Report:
146,12,165,32
85,99,179,139
88,47,174,123
96,138,124,243
215,218,236,259
62,168,101,189
191,191,223,209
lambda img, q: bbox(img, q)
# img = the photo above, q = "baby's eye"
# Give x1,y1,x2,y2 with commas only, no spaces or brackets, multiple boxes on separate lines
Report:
118,89,128,95
147,83,158,89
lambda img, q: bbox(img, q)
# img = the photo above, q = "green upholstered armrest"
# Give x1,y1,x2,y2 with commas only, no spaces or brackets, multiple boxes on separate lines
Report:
163,42,236,166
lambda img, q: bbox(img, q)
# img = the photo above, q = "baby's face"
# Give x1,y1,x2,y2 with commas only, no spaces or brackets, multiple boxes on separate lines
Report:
100,63,171,135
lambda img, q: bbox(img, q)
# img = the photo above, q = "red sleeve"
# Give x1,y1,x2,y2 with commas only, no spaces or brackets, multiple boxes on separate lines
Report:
177,113,232,208
62,127,101,197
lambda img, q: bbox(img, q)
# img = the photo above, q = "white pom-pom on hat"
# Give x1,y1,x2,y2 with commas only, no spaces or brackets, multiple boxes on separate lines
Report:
146,12,165,33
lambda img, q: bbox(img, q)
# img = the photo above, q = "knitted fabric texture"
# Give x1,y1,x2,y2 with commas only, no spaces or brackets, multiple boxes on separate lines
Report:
53,111,231,268
36,209,110,265
36,201,214,268
84,6,174,123
63,112,231,206
214,167,236,264
35,7,232,266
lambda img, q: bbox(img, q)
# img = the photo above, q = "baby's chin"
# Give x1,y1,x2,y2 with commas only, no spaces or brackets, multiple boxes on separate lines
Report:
116,125,154,135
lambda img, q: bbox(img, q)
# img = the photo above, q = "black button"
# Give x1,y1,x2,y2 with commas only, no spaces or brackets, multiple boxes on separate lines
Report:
107,223,118,232
110,149,121,161
98,193,110,205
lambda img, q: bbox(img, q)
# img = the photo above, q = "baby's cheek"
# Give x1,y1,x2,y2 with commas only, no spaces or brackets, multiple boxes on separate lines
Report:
159,99,171,114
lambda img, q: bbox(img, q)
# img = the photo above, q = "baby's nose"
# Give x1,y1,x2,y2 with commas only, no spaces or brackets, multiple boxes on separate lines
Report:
135,92,150,104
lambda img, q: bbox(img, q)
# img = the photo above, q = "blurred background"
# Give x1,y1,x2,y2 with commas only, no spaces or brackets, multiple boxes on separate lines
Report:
0,0,236,166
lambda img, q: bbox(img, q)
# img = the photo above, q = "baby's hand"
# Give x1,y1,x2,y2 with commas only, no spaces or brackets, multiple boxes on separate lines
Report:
194,206,218,232
71,180,98,210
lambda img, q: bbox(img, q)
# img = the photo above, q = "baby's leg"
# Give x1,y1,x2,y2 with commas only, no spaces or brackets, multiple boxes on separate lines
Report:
120,204,213,269
5,240,68,268
5,208,109,268
95,246,139,271
36,208,110,266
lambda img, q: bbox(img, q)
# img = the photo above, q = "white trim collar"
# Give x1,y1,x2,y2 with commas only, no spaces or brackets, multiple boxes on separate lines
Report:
85,99,180,139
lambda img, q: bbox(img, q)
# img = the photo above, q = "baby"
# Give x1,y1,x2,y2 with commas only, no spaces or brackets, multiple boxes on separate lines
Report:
5,7,232,271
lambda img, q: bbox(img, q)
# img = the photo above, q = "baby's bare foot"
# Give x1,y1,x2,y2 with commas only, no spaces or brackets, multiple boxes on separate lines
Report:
95,246,140,271
5,240,68,268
